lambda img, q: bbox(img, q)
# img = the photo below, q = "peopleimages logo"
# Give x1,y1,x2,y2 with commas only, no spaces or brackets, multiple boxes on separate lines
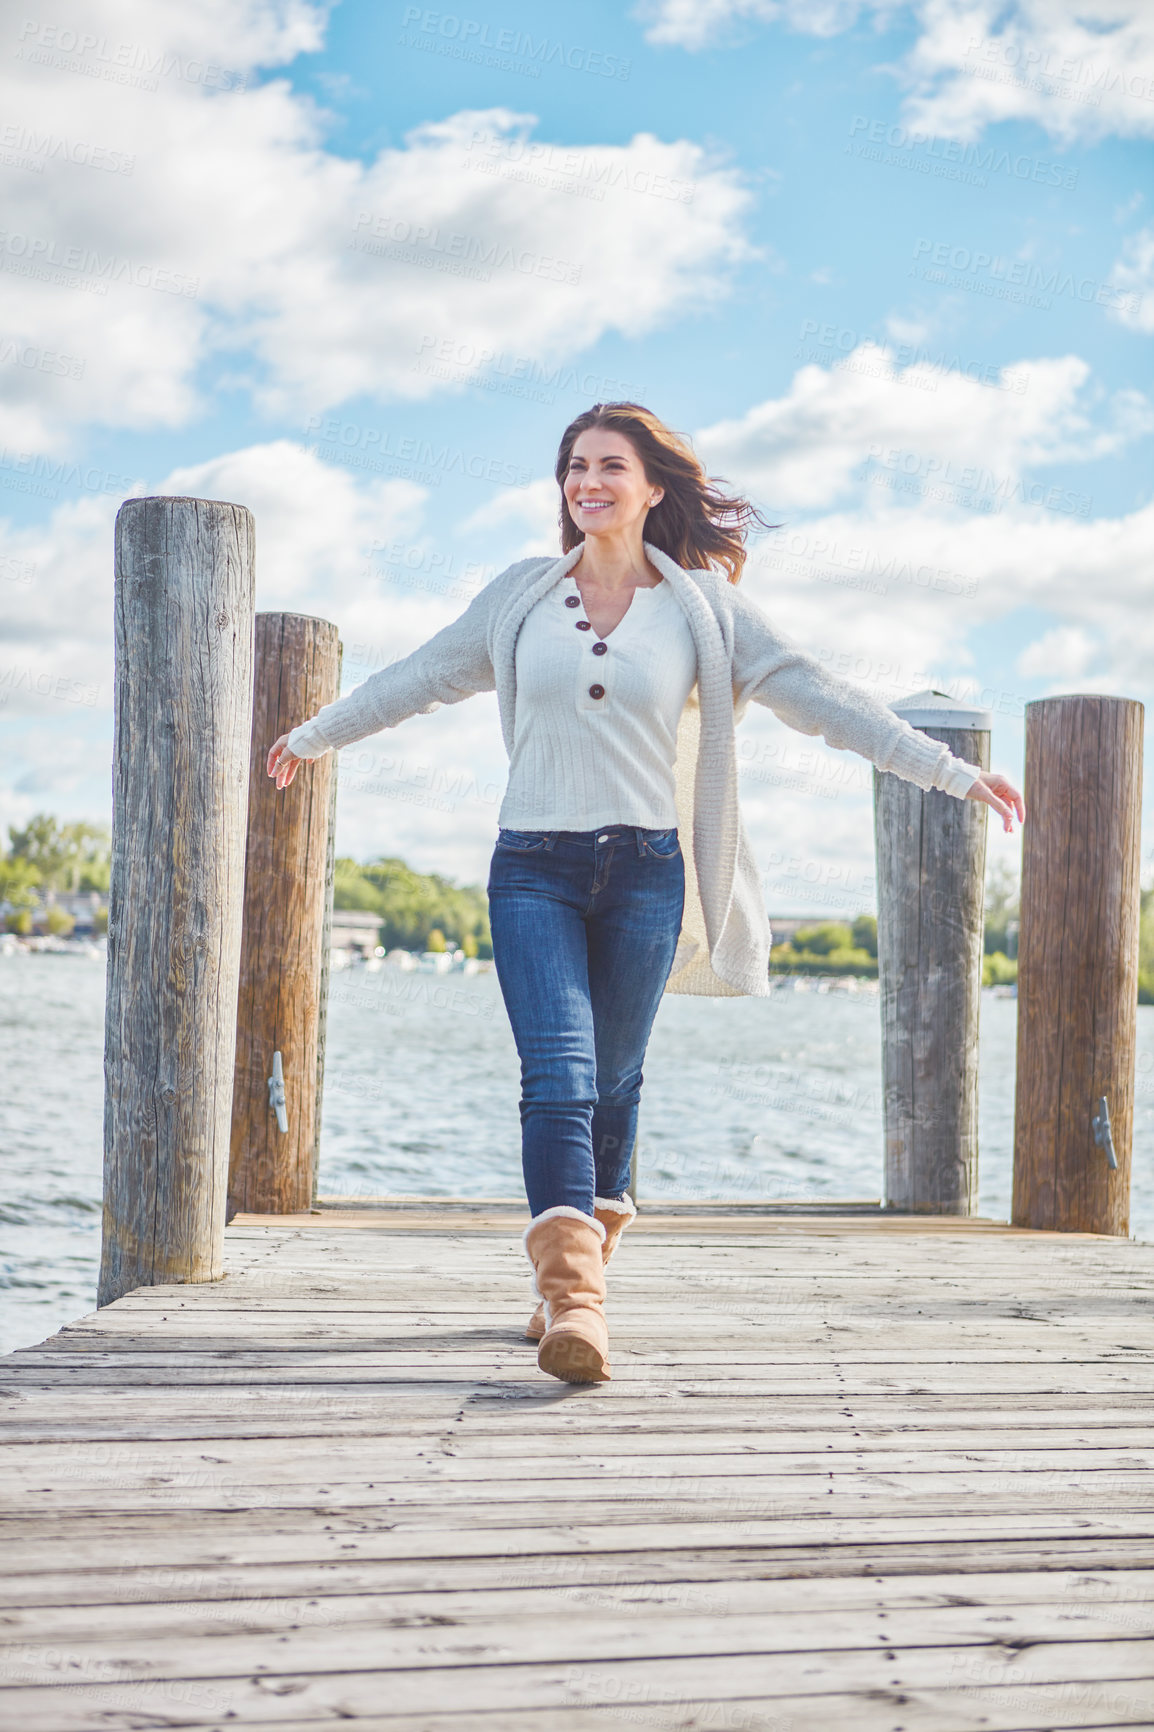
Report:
350,212,582,285
0,230,198,297
848,117,1078,189
15,21,249,91
0,124,134,173
0,338,84,379
399,8,631,79
304,416,532,488
911,238,1140,314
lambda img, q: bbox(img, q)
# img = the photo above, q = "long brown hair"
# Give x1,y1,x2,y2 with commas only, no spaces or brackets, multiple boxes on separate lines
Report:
554,402,775,584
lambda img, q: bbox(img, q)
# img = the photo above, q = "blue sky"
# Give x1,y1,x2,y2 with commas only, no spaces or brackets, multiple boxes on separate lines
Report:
2,0,1152,912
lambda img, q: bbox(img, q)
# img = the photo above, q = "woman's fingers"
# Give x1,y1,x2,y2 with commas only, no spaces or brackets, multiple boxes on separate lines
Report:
266,733,302,789
967,773,1018,833
986,772,1026,827
988,789,1013,832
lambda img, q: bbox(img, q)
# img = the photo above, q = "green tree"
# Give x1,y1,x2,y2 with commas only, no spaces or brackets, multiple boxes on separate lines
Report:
792,921,854,956
44,907,76,937
333,857,386,913
332,854,492,957
7,815,111,893
425,928,446,953
1139,887,1154,1006
984,857,1019,957
851,914,878,958
0,851,41,913
770,918,877,977
982,950,1018,987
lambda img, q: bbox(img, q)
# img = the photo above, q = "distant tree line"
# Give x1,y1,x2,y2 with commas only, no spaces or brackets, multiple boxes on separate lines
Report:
4,814,1153,997
769,860,1154,1000
769,914,879,978
1,813,110,934
334,855,492,958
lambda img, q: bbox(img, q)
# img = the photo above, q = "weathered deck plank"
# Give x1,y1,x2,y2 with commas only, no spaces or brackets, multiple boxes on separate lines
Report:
2,1209,1153,1730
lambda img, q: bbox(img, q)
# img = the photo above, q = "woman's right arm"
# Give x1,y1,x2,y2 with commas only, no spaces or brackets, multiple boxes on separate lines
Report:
267,557,547,788
287,594,497,759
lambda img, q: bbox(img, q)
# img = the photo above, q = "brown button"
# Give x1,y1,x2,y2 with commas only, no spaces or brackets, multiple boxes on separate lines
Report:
592,641,607,655
565,595,580,607
588,683,605,699
576,619,592,630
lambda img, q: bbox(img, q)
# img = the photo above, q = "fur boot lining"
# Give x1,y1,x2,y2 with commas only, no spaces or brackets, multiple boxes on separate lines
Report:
521,1204,607,1261
593,1193,637,1219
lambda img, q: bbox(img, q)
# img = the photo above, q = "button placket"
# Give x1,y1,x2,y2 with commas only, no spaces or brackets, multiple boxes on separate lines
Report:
569,577,612,708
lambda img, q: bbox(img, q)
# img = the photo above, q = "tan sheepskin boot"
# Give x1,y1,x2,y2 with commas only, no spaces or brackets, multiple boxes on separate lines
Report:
524,1193,636,1342
523,1206,611,1384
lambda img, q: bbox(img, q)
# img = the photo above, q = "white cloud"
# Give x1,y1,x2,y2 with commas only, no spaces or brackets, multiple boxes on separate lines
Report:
459,477,560,559
900,0,1154,146
1109,225,1154,331
11,0,334,69
634,0,873,50
0,440,429,666
636,1,1154,142
248,109,757,417
1,3,757,454
0,438,519,874
749,497,1154,670
694,345,1150,511
1016,623,1100,682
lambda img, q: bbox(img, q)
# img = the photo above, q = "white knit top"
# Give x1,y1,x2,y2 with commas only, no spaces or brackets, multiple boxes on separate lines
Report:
497,570,697,831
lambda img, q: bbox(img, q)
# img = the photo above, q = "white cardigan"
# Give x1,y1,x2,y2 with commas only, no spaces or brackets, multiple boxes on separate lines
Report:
287,539,982,998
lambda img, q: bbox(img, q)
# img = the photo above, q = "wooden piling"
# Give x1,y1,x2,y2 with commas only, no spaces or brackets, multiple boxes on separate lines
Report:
1013,695,1143,1234
874,690,991,1214
99,496,255,1307
228,614,342,1215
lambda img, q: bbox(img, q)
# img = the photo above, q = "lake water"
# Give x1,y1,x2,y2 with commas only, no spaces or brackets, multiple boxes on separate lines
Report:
3,949,1153,1355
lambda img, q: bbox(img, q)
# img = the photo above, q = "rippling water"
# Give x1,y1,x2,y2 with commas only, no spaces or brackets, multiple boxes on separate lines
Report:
3,950,1152,1354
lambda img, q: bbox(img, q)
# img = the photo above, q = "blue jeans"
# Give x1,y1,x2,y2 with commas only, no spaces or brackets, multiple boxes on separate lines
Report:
486,825,686,1218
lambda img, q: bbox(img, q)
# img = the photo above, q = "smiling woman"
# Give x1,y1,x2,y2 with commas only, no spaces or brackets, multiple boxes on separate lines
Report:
266,398,1023,1386
556,400,775,585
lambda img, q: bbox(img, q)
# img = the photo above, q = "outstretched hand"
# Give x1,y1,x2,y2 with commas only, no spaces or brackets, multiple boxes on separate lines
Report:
267,731,310,790
966,769,1025,833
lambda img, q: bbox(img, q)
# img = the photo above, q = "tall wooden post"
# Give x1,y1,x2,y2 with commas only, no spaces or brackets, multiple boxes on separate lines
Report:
99,496,255,1307
228,614,342,1215
1013,696,1143,1234
874,690,991,1214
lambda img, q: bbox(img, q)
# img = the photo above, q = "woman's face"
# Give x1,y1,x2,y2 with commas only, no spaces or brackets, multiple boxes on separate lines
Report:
563,428,663,541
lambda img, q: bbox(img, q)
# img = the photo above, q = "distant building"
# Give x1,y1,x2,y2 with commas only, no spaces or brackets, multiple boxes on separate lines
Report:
29,891,105,933
329,910,382,958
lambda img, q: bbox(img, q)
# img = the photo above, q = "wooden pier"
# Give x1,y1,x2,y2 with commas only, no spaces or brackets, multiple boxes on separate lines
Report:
3,1205,1154,1730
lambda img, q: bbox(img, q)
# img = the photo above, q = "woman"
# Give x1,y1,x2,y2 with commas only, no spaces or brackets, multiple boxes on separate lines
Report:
267,402,1025,1387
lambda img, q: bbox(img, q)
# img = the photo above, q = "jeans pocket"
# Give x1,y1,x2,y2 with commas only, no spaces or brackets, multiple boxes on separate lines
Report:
641,827,680,859
496,828,549,853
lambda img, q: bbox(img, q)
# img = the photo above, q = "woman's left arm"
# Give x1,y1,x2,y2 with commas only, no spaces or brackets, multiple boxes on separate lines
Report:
728,586,1025,832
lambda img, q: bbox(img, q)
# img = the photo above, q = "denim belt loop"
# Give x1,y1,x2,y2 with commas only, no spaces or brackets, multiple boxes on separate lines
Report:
544,831,558,852
633,828,646,856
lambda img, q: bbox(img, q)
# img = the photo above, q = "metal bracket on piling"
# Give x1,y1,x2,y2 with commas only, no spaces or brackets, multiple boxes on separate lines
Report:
1091,1095,1118,1170
268,1051,288,1134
